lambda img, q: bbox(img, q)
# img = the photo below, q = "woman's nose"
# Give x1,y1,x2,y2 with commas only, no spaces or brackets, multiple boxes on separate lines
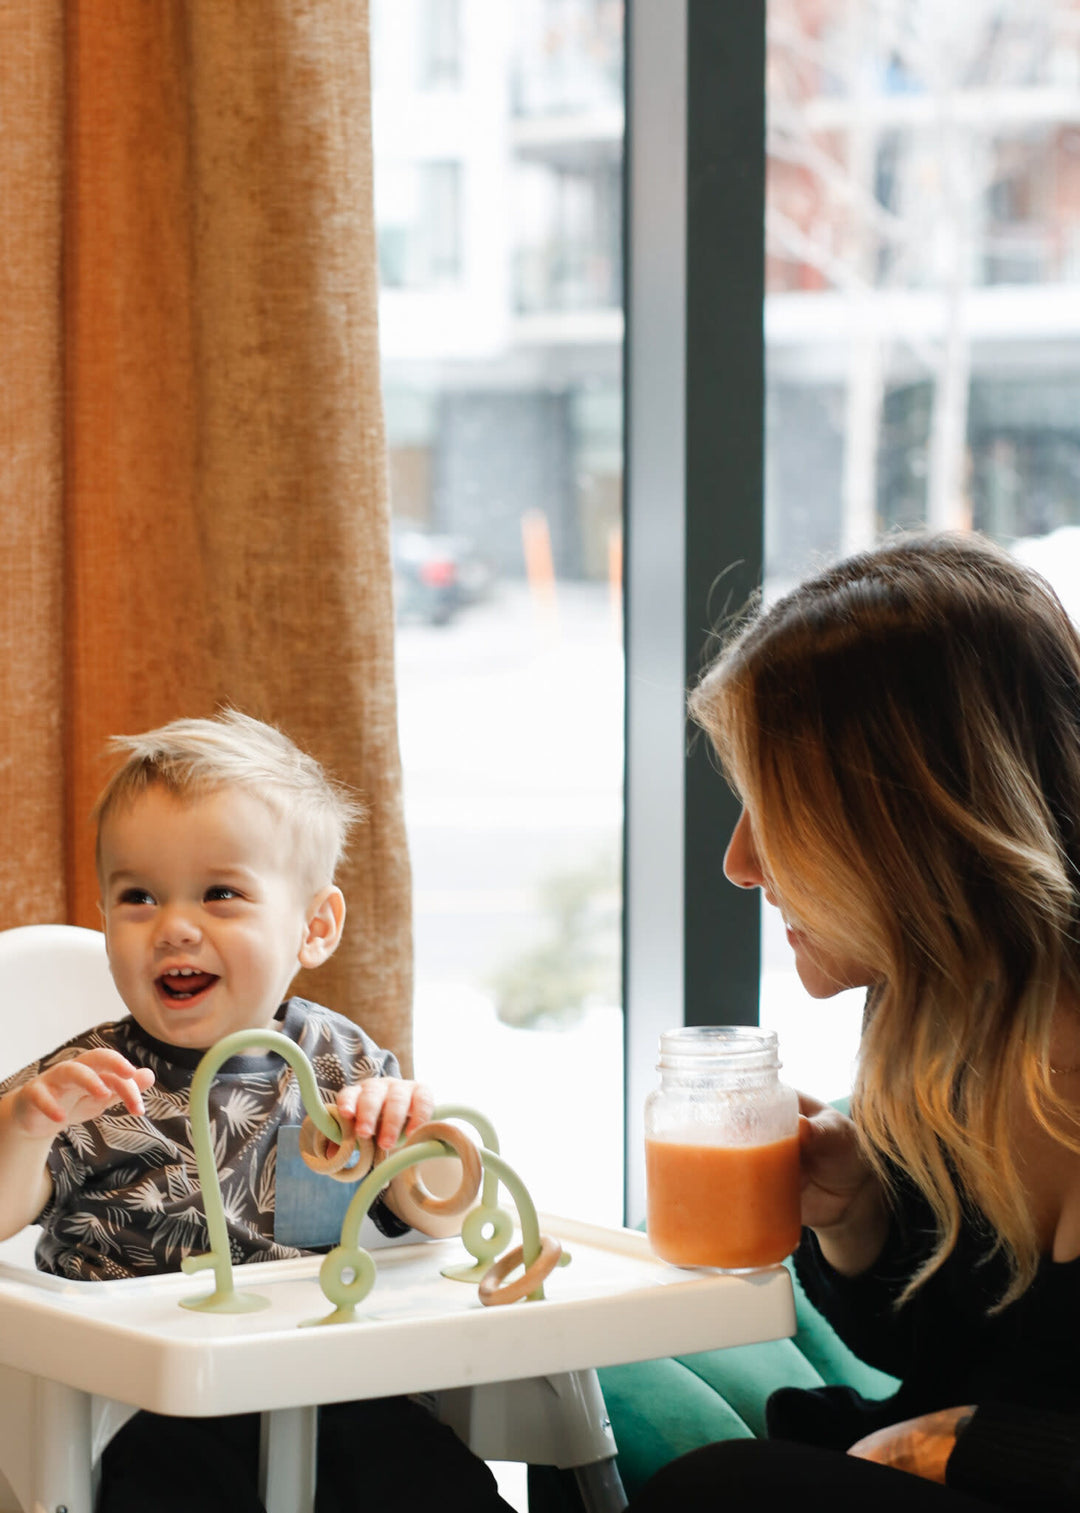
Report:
723,808,765,890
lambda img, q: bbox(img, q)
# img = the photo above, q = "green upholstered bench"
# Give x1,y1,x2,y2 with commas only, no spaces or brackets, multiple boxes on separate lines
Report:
528,1256,897,1509
595,1254,897,1497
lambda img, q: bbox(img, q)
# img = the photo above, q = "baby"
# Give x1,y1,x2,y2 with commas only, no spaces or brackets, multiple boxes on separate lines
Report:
0,710,510,1511
0,709,427,1272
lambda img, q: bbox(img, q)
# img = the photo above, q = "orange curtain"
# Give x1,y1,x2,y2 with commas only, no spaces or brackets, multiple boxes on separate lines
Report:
0,1,413,1068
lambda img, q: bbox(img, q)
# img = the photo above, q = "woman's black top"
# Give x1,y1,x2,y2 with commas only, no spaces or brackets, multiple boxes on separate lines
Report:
780,1183,1080,1508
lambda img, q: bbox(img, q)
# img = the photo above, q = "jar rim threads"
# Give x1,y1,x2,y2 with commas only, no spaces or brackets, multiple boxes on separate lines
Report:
657,1025,780,1074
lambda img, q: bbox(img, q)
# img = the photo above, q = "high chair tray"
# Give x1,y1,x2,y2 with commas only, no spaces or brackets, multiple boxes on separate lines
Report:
0,1216,796,1416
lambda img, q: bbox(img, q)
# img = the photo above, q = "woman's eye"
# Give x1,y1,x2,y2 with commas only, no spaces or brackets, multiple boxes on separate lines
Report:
205,886,239,902
118,888,154,906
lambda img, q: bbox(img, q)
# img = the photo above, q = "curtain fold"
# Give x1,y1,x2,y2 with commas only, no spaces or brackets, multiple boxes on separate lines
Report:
2,0,413,1069
0,3,66,926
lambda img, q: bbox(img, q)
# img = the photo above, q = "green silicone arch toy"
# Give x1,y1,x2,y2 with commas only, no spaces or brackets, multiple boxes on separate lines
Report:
179,1028,558,1323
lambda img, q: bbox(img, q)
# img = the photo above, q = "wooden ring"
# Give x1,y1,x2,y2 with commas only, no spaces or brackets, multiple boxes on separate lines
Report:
381,1143,467,1239
298,1107,374,1184
397,1120,482,1218
478,1235,562,1307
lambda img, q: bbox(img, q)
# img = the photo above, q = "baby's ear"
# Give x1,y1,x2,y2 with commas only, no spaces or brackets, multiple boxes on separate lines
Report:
298,886,346,969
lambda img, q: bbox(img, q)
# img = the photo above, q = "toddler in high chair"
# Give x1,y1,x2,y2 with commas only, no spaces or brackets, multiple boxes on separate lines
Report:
0,709,512,1513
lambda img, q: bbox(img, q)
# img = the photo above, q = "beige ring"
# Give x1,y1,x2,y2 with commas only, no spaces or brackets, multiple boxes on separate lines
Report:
298,1106,374,1184
381,1144,468,1239
478,1235,562,1307
396,1120,483,1218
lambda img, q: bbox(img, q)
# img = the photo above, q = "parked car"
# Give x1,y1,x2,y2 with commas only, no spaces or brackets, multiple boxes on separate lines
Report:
391,526,493,626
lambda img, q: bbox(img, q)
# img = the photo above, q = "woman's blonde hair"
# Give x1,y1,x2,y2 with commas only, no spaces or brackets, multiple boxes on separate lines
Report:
690,532,1080,1307
93,709,363,891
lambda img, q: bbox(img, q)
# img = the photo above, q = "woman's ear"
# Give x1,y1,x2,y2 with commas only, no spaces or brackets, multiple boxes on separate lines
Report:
298,886,346,969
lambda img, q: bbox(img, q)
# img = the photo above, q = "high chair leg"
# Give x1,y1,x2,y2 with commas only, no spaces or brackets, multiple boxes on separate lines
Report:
573,1457,627,1513
30,1378,93,1513
436,1369,627,1509
258,1405,317,1513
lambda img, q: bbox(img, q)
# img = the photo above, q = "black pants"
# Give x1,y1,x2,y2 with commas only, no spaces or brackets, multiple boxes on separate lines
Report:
97,1396,515,1513
626,1439,1006,1512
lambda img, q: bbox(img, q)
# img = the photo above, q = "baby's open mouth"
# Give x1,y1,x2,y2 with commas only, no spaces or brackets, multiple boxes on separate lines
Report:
156,969,219,1003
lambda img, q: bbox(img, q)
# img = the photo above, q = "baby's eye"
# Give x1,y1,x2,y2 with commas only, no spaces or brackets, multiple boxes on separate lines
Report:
118,888,155,907
204,886,240,902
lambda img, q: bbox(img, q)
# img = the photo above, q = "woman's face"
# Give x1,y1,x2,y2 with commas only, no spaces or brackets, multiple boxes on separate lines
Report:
723,807,875,999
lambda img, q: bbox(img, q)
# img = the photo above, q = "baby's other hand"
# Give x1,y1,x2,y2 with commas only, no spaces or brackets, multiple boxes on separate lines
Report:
336,1077,435,1152
10,1050,155,1140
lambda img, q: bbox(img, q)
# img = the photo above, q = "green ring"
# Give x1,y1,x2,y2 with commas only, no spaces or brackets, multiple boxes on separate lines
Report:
319,1244,377,1308
461,1205,513,1265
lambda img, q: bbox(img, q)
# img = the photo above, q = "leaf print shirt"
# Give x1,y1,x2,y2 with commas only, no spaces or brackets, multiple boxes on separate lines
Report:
0,997,409,1281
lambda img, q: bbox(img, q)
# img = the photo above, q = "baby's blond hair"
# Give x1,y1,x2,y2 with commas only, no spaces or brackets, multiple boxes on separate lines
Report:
93,709,363,891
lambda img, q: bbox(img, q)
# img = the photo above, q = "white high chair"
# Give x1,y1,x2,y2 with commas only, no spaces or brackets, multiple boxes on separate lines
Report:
0,924,141,1512
0,925,627,1513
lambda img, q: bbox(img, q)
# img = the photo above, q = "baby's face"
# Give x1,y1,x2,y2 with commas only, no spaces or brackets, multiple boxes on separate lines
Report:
98,784,316,1050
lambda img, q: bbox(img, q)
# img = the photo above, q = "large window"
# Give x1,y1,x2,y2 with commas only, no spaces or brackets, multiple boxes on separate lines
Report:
372,0,625,1226
763,0,1080,1096
374,0,1080,1233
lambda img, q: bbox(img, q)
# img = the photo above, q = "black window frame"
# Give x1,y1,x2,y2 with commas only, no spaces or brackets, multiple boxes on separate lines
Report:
623,0,765,1223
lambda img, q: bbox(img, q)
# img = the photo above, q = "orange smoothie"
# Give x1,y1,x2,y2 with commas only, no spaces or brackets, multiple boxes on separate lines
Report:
645,1133,802,1269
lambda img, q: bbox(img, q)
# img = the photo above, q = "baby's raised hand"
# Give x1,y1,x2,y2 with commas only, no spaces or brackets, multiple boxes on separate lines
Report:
335,1076,435,1153
10,1050,155,1140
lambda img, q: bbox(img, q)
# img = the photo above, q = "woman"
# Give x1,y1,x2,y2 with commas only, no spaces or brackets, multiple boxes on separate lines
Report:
632,533,1080,1511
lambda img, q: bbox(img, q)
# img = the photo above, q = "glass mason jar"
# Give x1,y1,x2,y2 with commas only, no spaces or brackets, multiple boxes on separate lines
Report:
644,1026,801,1270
